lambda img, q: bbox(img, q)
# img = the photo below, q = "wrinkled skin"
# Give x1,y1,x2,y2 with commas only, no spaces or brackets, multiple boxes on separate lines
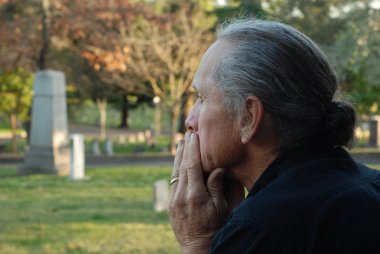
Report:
168,132,245,253
168,40,246,253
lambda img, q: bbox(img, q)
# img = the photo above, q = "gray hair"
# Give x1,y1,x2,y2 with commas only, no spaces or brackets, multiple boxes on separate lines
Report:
213,19,355,151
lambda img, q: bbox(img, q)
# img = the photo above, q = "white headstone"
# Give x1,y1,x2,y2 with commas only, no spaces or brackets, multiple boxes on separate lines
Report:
70,134,85,180
153,179,170,212
104,138,114,156
137,132,146,143
128,134,137,143
369,115,380,147
118,135,126,144
91,139,101,155
19,70,70,175
145,129,152,140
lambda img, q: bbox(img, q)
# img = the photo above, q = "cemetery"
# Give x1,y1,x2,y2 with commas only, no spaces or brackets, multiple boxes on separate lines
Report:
0,166,179,253
0,70,179,253
0,68,379,253
1,0,380,253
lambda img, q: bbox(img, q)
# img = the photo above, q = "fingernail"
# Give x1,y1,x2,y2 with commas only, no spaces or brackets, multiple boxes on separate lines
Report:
176,140,184,149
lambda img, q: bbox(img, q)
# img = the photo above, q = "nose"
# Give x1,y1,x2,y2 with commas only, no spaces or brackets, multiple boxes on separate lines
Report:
185,104,199,133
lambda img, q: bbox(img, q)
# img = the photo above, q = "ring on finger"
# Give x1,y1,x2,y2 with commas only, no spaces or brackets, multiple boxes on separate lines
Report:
170,177,179,185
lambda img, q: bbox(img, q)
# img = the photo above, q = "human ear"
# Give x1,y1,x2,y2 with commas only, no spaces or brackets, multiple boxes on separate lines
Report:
240,96,264,144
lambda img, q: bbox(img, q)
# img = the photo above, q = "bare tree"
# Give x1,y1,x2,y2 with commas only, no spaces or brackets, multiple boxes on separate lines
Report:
123,4,216,154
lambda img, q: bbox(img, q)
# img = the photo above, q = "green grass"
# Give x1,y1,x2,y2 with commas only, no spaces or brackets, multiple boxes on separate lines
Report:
0,166,179,254
351,147,380,153
82,136,170,154
0,138,26,153
1,163,380,254
0,128,25,134
368,164,380,170
0,135,170,155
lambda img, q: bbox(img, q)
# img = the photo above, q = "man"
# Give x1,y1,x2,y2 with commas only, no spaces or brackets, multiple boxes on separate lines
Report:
168,20,380,254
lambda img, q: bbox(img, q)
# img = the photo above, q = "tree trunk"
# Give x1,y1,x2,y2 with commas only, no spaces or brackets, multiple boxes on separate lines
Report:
96,98,107,140
119,95,129,129
169,103,181,155
38,0,51,70
154,103,162,136
10,113,17,154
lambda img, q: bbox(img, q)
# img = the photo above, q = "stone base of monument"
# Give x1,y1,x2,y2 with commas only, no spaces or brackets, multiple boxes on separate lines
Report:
19,147,70,175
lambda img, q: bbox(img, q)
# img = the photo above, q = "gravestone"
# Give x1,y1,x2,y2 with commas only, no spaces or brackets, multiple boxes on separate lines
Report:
369,116,380,147
153,179,170,212
104,138,114,156
128,134,137,143
70,134,85,180
118,135,127,144
91,139,101,155
19,71,70,175
137,132,146,143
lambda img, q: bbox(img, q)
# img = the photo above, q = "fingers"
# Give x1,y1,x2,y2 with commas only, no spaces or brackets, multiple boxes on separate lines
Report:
170,140,184,195
168,132,231,250
187,133,206,193
174,132,192,200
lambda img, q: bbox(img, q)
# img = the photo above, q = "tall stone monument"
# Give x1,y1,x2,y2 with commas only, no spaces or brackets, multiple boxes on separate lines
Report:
19,71,70,175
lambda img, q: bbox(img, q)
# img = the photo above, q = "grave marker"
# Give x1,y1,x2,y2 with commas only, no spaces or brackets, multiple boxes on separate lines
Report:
19,71,70,175
153,179,170,212
70,134,85,180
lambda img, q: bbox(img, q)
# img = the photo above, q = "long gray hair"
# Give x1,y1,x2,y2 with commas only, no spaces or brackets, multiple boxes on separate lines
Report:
213,20,355,151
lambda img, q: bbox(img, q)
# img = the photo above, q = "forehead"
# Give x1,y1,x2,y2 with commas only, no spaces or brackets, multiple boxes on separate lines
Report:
193,40,230,92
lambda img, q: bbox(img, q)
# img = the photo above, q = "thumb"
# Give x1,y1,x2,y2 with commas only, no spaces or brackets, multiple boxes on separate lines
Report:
207,168,226,205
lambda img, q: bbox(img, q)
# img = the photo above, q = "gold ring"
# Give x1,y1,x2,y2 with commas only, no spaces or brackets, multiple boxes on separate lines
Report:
170,177,179,185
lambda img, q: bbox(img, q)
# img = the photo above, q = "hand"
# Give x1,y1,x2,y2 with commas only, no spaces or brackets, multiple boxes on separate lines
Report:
168,132,244,254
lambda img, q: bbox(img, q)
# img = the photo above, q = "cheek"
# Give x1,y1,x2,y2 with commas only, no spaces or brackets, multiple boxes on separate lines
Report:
197,112,216,172
198,129,212,172
198,126,240,172
199,135,243,173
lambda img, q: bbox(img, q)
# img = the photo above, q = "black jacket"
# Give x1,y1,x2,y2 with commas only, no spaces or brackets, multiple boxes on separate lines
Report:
211,146,380,254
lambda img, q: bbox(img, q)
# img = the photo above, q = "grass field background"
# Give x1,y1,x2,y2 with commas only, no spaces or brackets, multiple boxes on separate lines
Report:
0,166,179,254
1,164,379,254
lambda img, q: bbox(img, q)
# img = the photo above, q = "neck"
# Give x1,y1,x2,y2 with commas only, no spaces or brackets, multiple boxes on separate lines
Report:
228,143,278,191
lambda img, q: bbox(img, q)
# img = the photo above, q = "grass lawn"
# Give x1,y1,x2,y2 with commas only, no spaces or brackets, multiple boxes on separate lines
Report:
1,163,379,254
0,166,179,254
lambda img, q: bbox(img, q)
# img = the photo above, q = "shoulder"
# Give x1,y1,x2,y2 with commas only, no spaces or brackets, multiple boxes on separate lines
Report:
235,158,380,234
212,150,380,253
211,217,293,254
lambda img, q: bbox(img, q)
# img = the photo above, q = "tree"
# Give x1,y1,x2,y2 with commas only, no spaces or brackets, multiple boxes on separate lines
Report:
53,0,158,136
260,0,350,45
0,0,42,71
123,3,217,154
326,2,380,115
0,68,33,153
117,91,154,129
259,0,379,115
